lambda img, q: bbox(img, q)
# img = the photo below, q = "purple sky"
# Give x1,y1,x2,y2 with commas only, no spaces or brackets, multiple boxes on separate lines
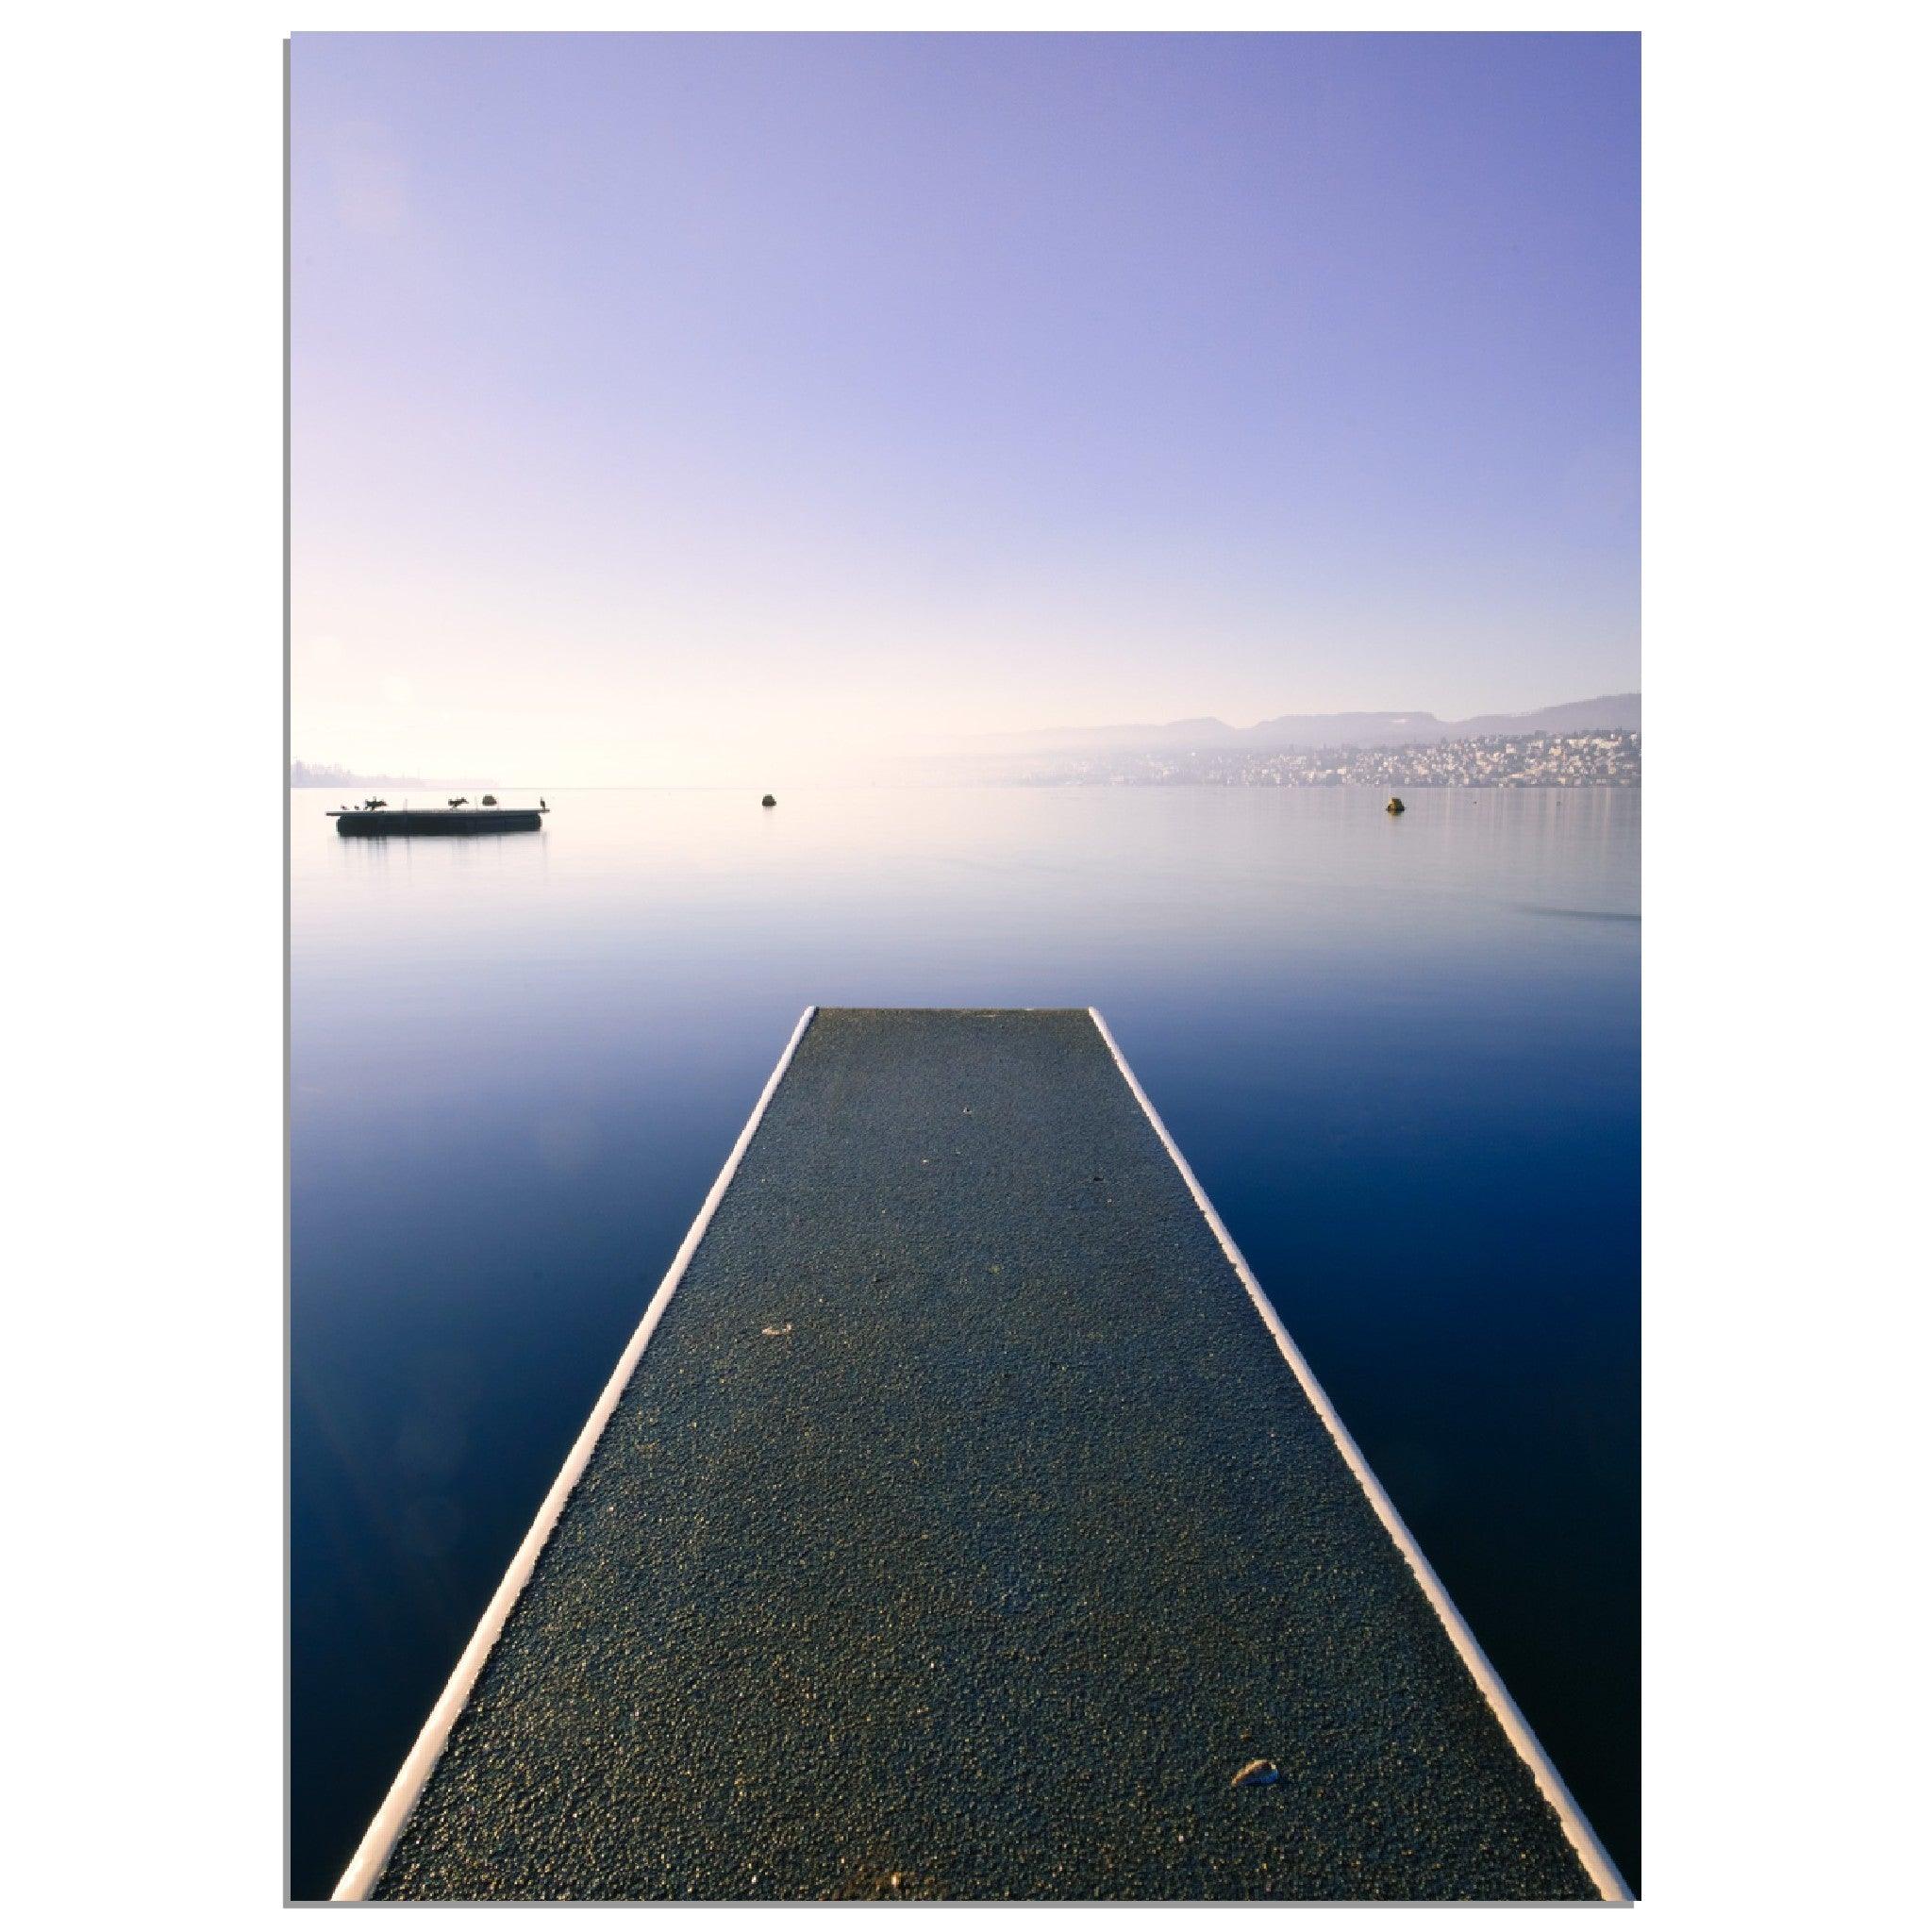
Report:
291,32,1638,785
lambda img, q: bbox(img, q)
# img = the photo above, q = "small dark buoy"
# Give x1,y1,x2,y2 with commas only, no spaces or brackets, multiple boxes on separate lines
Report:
1385,795,1406,815
761,793,777,808
1231,1757,1279,1788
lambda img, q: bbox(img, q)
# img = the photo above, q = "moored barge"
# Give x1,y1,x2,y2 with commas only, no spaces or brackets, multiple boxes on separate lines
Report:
328,801,548,836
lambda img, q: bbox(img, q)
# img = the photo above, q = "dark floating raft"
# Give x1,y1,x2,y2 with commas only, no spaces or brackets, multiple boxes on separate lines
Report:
329,807,546,836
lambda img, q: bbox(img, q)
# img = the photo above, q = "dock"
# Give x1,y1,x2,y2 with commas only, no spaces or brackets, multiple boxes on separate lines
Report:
336,1008,1625,1902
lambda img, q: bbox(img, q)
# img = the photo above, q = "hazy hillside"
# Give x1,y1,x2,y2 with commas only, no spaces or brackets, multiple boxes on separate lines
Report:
967,694,1640,757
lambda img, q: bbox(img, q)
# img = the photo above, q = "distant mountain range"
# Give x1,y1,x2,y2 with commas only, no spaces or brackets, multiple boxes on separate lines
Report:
963,693,1640,757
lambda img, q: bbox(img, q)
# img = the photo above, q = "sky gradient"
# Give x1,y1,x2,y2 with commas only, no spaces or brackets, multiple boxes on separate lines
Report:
291,32,1639,786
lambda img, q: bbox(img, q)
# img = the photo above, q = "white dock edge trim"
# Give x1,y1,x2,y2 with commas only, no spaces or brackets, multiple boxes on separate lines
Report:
1087,1008,1631,1906
332,1006,821,1902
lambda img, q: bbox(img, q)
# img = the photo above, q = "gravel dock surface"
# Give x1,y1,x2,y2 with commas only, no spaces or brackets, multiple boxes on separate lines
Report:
372,1008,1600,1900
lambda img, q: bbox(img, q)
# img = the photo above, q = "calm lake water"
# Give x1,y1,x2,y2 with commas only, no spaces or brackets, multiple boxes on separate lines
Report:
290,785,1640,1898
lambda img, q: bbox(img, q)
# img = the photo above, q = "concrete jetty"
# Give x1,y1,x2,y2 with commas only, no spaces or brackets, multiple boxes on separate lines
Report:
336,1008,1625,1902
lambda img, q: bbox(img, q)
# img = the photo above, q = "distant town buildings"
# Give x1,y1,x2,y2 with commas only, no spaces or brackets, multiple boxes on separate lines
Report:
291,760,427,789
1012,729,1641,790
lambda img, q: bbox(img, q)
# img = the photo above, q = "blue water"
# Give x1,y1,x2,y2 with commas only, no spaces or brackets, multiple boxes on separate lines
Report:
290,785,1639,1898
